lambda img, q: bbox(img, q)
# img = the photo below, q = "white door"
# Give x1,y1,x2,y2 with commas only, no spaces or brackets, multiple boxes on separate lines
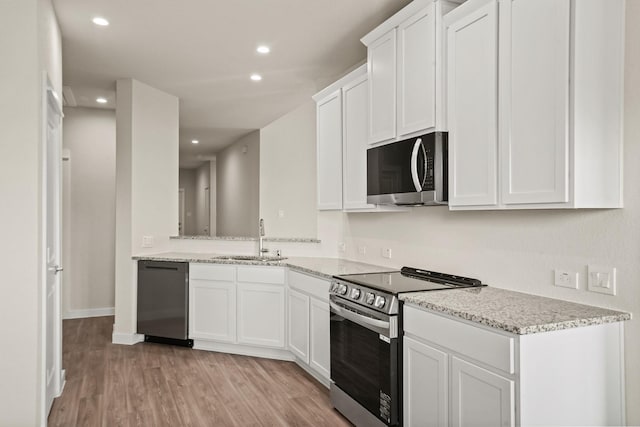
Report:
499,0,570,205
287,289,309,363
403,336,448,427
451,356,515,427
368,29,397,145
203,187,210,235
44,82,63,415
397,5,436,137
309,297,330,380
446,0,499,207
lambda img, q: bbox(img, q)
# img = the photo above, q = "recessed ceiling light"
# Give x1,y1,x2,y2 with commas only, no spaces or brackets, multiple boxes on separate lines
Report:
192,140,199,144
256,46,270,54
92,17,109,26
250,74,262,81
96,97,107,104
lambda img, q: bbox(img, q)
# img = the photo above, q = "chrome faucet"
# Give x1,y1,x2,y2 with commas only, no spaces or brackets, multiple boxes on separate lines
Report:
258,218,268,254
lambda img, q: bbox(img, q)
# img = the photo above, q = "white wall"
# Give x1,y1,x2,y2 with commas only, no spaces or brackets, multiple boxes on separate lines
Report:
62,107,116,317
0,0,61,424
209,160,217,236
216,131,260,237
114,79,179,340
179,168,197,235
260,100,318,238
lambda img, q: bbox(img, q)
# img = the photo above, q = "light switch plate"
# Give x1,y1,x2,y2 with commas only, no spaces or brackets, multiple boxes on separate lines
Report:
587,265,616,296
338,242,346,253
382,248,392,259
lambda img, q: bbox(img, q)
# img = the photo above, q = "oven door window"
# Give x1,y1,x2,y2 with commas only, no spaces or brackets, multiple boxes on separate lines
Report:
330,311,397,424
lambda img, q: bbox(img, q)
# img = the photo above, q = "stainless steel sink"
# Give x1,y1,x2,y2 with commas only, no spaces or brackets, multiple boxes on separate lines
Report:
211,255,287,262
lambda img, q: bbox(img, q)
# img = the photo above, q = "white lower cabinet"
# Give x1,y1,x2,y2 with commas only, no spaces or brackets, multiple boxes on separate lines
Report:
287,288,310,362
287,270,331,385
189,279,236,342
309,297,330,379
403,336,448,427
451,356,514,427
403,304,624,427
237,282,285,348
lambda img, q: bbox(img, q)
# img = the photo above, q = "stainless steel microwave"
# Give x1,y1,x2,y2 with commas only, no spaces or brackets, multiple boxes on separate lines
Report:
367,132,448,206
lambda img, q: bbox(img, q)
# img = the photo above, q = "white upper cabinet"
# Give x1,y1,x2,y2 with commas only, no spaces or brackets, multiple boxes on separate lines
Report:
446,0,624,210
367,29,397,144
397,6,436,137
315,90,343,210
362,0,460,146
342,73,375,210
446,0,498,207
499,0,570,206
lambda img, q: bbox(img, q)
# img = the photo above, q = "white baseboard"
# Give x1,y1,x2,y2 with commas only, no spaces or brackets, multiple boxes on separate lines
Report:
112,331,144,345
293,358,330,389
193,340,295,361
63,307,114,320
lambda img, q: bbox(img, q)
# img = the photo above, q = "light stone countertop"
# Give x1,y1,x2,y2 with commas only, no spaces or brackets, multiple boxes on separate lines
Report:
132,252,393,280
400,287,631,335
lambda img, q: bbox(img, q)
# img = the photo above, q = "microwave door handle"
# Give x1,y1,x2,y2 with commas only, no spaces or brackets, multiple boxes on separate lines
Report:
410,138,423,192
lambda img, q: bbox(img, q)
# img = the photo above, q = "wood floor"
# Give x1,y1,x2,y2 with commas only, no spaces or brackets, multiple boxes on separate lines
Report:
48,316,352,427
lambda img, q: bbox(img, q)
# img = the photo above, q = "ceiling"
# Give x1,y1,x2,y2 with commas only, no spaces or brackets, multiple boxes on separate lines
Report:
52,0,411,167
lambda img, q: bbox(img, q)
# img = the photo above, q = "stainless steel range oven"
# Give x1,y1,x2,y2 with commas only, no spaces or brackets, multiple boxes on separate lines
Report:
329,268,483,426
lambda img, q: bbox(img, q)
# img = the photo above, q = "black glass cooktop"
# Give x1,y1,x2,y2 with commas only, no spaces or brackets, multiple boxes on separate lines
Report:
335,267,483,295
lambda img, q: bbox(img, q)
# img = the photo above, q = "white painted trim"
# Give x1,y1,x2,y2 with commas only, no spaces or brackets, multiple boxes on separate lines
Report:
193,340,295,361
57,369,66,398
63,307,115,320
112,331,144,345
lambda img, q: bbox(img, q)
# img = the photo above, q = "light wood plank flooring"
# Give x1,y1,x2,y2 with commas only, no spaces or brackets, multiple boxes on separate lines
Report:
48,316,351,426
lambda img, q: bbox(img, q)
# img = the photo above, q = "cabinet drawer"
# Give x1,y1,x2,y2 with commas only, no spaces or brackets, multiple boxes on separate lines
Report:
404,305,514,374
189,264,235,281
288,270,330,301
237,266,285,285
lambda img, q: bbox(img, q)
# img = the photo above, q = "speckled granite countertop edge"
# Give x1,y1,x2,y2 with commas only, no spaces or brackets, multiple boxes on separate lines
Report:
401,293,631,335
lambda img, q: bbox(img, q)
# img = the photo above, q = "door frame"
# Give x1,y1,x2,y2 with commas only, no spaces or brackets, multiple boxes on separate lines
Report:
41,72,64,422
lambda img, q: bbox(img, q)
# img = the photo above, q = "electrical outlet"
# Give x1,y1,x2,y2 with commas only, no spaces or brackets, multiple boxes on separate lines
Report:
278,209,285,218
588,265,616,296
382,248,392,259
338,242,346,253
554,269,578,289
358,245,367,255
142,236,154,248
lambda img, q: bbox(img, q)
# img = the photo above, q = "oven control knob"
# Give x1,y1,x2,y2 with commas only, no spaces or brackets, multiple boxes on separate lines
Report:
338,284,348,295
365,292,375,305
330,283,338,293
374,296,386,309
350,288,361,300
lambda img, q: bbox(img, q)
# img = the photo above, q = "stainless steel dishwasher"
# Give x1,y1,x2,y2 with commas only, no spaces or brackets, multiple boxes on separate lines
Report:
137,260,193,347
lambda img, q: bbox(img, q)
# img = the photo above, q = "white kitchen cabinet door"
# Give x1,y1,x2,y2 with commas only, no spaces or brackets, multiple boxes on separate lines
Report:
309,297,330,380
499,0,570,205
287,289,310,363
451,356,515,427
237,283,286,348
189,279,236,343
446,0,499,208
403,336,448,427
316,90,343,210
368,29,397,145
397,5,436,137
342,73,375,210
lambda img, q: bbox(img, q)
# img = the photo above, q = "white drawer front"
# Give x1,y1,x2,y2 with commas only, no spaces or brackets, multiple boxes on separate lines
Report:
189,263,236,281
288,270,330,301
237,266,285,285
404,305,515,374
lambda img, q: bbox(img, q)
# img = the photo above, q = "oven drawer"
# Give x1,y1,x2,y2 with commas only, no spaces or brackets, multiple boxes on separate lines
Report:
404,305,515,374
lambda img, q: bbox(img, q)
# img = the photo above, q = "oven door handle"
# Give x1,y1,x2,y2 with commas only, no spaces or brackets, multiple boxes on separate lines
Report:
329,301,390,333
